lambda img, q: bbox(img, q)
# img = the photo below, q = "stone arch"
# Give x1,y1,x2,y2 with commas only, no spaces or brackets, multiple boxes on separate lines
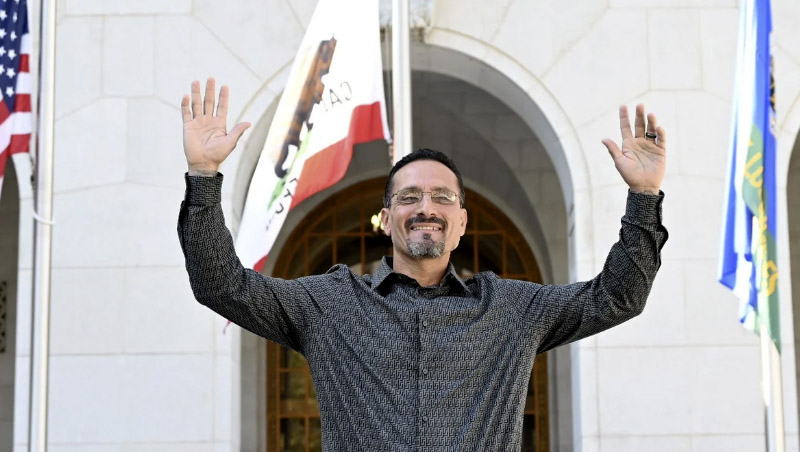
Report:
233,45,577,283
233,43,577,451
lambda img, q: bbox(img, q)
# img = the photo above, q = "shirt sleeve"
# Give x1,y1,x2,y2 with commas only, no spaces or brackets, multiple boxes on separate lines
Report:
523,190,668,354
177,173,320,353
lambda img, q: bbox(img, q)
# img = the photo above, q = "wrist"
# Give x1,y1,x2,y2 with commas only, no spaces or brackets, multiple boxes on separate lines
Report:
188,164,219,177
629,186,660,195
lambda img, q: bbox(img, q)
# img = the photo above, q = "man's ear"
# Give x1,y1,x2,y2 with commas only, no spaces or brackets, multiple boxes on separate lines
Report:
459,208,468,236
380,208,391,236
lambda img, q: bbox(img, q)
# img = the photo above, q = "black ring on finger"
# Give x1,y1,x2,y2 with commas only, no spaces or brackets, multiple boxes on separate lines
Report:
645,132,657,140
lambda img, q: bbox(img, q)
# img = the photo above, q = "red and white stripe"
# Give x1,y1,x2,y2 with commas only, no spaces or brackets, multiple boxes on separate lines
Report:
0,33,32,199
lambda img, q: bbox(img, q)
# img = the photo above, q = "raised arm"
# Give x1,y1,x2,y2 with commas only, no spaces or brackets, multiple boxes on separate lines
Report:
523,104,668,353
178,78,318,353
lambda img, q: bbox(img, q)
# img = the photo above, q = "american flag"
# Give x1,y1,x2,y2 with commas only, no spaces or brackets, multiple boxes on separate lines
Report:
0,0,31,200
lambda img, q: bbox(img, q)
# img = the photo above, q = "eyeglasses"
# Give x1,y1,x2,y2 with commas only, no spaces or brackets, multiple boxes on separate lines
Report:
390,188,463,207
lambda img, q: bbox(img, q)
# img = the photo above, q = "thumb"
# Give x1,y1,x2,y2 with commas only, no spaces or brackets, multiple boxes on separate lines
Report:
601,138,622,161
226,122,251,147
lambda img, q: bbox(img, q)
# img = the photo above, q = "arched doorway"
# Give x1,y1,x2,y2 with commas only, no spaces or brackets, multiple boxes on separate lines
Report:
235,45,575,452
790,130,800,427
0,158,19,451
266,178,548,451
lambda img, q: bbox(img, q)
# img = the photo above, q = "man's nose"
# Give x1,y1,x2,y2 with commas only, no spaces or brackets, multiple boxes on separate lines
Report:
414,193,439,217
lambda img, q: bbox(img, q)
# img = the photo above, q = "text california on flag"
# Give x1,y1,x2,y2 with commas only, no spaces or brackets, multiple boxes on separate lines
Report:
718,0,780,350
0,0,32,201
236,0,389,272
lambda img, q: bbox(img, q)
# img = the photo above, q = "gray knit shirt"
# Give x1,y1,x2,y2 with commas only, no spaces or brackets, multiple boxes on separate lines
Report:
178,174,668,451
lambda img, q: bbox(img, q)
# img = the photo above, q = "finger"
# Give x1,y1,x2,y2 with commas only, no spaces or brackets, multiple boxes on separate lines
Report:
646,112,658,134
216,85,229,119
204,77,216,116
634,104,646,138
656,125,667,148
644,112,660,144
602,138,623,160
618,105,633,140
226,122,252,148
181,94,192,123
190,80,202,119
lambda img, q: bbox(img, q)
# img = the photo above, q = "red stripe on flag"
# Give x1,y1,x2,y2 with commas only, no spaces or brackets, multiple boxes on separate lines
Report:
19,54,29,72
290,101,386,209
9,133,31,154
15,94,31,113
0,100,10,124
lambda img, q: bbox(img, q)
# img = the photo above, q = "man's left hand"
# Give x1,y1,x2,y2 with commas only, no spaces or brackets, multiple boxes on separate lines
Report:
602,104,666,195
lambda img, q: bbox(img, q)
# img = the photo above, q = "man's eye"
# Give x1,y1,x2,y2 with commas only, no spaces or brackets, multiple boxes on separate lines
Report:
399,195,420,204
432,193,455,204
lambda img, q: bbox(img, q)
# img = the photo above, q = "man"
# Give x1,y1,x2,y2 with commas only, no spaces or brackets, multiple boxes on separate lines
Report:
178,78,667,450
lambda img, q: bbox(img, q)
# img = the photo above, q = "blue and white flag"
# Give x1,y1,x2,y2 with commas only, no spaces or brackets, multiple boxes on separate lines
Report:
718,0,780,350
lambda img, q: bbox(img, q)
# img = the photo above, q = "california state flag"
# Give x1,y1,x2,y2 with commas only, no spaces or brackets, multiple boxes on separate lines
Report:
236,0,390,271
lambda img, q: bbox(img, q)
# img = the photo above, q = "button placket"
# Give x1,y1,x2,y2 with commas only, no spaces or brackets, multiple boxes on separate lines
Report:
418,300,430,433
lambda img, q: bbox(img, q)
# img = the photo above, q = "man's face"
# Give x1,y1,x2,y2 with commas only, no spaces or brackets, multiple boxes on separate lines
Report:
381,160,468,262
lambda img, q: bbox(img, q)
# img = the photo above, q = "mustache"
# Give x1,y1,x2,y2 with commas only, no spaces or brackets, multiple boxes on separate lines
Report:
405,216,446,229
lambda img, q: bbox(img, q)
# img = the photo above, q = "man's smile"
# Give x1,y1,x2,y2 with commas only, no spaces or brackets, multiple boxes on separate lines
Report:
409,225,442,231
405,217,446,234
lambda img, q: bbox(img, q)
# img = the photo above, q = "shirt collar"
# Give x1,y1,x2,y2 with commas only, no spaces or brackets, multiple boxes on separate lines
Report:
372,256,469,294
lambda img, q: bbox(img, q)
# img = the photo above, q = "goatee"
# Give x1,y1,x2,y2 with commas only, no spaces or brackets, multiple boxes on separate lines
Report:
406,235,446,259
405,216,447,259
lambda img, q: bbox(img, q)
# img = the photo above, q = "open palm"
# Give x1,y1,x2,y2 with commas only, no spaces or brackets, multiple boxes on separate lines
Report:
602,104,666,194
181,78,250,175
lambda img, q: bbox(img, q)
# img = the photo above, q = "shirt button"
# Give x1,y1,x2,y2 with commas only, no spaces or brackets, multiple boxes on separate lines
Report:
422,416,428,423
422,367,429,375
422,320,429,327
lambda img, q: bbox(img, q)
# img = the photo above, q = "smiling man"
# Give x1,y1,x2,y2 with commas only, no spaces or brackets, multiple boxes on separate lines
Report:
178,78,668,451
380,153,469,286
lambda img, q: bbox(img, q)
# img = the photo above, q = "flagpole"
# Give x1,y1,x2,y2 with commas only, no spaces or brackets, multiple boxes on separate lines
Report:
391,0,411,164
28,0,57,450
760,329,785,452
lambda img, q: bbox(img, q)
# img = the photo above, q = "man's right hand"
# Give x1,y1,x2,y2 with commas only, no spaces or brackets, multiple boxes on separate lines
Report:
181,77,251,176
